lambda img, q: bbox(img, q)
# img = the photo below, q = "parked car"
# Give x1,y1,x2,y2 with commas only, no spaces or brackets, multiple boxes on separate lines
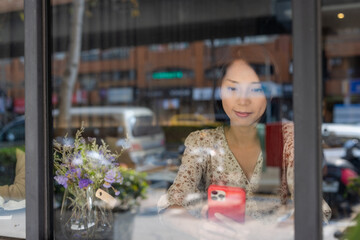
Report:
0,115,25,148
322,123,360,148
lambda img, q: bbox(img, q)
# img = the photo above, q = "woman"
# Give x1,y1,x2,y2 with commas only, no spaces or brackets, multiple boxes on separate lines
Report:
158,59,331,238
0,148,25,201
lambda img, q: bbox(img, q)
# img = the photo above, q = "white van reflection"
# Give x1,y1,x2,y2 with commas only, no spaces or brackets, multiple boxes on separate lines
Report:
52,106,166,169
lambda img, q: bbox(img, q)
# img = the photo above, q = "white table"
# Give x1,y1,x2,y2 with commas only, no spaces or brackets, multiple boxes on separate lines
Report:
0,208,25,239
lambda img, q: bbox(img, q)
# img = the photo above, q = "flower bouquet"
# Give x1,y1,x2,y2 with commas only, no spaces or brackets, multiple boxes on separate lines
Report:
53,126,124,240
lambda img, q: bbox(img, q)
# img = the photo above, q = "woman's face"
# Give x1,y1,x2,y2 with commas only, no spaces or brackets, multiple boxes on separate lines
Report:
220,60,267,127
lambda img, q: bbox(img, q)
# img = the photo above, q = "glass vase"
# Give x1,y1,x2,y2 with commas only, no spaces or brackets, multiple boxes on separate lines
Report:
59,186,113,240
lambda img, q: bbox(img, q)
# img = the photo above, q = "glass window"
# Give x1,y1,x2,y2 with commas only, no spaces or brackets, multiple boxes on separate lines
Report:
0,0,26,239
51,0,301,239
322,1,360,238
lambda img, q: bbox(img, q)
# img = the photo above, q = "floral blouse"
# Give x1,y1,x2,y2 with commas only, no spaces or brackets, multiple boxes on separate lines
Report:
158,123,331,221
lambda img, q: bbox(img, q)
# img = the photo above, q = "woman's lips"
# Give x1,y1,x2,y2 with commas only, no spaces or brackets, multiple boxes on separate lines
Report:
234,111,252,118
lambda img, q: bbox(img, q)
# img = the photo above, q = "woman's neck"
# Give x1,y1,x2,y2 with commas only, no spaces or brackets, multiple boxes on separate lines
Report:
225,125,259,147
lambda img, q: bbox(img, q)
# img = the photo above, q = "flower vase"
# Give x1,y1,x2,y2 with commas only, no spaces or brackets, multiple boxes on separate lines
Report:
60,186,113,240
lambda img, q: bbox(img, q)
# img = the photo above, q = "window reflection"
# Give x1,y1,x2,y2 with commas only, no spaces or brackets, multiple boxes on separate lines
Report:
322,1,360,238
52,39,298,239
51,0,299,239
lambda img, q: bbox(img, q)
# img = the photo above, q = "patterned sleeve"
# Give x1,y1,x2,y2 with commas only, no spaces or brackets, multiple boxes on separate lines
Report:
281,122,294,203
281,122,332,222
157,130,208,212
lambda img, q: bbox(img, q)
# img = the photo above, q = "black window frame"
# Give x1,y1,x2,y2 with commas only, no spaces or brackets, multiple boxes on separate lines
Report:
24,0,323,239
293,0,323,239
25,0,53,239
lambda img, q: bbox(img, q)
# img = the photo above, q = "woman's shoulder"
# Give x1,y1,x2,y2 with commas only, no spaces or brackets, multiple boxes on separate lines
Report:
281,121,294,141
184,126,224,147
281,121,294,155
281,121,294,133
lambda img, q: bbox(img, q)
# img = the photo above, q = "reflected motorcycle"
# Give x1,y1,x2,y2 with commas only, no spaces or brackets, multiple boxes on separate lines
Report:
343,139,360,174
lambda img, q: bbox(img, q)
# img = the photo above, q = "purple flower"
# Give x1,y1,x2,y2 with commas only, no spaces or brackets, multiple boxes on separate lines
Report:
75,168,82,178
72,154,83,166
62,138,74,148
103,182,111,188
104,169,117,184
116,174,123,184
79,178,93,189
104,168,123,185
67,168,81,180
115,191,120,196
54,175,68,188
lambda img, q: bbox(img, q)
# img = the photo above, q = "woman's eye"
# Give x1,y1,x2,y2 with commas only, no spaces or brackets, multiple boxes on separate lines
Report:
227,87,237,92
250,87,264,93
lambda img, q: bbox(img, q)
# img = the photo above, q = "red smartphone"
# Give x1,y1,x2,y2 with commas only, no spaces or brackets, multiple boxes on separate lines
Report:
207,185,246,223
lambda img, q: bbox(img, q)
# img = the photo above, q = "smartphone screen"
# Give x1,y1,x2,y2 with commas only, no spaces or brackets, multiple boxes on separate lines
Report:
207,185,246,223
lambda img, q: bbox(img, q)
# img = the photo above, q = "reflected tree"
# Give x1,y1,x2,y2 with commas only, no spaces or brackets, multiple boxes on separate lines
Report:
58,0,85,128
58,0,140,129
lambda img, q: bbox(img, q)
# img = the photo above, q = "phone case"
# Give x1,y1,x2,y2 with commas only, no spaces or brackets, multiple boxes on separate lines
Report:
208,184,246,223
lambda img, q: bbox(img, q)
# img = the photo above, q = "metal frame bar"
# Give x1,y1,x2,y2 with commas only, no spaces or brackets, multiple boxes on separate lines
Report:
293,0,322,239
24,0,53,239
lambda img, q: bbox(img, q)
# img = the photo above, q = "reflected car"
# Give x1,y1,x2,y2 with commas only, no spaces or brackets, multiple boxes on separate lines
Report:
169,114,220,127
322,123,360,148
0,115,25,148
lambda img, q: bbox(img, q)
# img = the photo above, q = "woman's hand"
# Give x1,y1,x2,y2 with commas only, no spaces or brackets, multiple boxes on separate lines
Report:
200,203,208,218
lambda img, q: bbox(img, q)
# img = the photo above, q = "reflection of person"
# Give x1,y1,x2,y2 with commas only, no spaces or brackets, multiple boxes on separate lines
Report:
158,59,331,238
0,149,25,201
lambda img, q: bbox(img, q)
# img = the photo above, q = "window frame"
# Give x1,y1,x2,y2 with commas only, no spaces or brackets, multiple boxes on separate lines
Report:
293,0,323,239
25,0,53,239
24,0,323,239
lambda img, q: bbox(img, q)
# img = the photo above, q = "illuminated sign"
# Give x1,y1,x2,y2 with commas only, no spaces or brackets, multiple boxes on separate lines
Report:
350,79,360,94
152,71,183,79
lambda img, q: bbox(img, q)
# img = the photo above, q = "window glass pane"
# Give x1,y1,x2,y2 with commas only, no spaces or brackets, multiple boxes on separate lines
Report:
322,1,360,238
51,0,296,239
0,0,26,239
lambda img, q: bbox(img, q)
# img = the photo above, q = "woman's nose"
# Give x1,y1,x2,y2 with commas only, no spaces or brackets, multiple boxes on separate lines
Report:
236,92,251,105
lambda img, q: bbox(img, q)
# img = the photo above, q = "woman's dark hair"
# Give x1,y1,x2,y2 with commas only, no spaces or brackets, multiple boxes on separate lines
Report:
213,58,271,125
213,61,231,125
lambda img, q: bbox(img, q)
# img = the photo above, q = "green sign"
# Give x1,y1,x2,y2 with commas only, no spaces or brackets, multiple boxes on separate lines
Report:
152,71,183,79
